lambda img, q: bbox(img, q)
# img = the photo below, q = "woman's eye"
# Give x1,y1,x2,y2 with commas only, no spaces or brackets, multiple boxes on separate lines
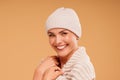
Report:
49,34,54,37
61,32,67,35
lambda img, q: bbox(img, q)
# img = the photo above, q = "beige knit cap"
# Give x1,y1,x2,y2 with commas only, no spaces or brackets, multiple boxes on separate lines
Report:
46,7,81,38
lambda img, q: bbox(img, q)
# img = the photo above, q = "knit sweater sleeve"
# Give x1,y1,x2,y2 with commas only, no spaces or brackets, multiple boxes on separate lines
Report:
56,62,95,80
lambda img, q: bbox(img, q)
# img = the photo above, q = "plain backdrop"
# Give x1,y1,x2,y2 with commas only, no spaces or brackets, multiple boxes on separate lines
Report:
0,0,120,80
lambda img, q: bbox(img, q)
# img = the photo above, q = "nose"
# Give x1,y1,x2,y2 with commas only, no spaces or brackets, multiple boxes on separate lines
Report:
55,36,62,45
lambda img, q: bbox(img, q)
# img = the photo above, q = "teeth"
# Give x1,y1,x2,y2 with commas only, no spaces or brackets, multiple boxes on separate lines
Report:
57,45,66,49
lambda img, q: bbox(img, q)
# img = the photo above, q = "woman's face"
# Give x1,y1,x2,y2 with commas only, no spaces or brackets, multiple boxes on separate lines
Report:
48,28,78,58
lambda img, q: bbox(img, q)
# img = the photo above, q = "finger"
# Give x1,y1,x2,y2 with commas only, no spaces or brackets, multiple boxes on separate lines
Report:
39,56,59,67
52,66,61,71
55,70,64,75
50,56,60,65
53,56,60,63
54,69,64,78
48,58,58,66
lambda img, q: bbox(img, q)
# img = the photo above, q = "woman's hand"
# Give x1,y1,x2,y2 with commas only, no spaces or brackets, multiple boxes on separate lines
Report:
43,66,63,80
37,56,59,74
33,56,60,80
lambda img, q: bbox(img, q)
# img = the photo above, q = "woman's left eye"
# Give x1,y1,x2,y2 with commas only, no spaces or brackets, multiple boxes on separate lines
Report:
62,32,67,35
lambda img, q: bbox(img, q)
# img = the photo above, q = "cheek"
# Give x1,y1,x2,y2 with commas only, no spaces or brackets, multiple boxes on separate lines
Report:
65,35,76,42
72,36,77,42
49,38,54,46
65,36,77,45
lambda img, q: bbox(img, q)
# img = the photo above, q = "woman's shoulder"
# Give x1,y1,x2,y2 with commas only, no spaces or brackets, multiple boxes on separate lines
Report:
72,61,93,70
69,61,95,79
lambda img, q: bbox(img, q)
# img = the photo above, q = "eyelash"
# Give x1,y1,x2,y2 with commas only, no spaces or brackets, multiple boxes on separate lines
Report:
61,32,67,35
48,32,68,37
48,34,55,37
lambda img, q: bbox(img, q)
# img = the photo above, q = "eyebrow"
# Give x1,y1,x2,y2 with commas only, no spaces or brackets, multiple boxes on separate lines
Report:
48,29,68,34
59,29,68,33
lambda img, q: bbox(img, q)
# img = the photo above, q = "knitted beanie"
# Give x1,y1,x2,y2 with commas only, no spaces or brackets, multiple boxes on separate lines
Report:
45,7,82,38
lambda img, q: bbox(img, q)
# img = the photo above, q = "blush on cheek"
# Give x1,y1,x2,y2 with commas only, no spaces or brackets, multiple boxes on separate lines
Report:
65,36,71,41
67,36,76,43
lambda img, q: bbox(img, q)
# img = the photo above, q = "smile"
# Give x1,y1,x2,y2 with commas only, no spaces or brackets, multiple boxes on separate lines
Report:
56,45,67,50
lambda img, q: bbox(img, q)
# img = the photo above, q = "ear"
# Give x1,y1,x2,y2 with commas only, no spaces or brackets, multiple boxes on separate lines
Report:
76,36,79,40
74,34,79,40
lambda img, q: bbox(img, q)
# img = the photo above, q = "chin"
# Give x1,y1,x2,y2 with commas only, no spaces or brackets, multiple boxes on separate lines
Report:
53,45,73,57
57,50,70,58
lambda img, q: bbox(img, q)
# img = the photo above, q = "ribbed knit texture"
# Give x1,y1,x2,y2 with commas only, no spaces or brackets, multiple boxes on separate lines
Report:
56,46,95,80
46,7,81,38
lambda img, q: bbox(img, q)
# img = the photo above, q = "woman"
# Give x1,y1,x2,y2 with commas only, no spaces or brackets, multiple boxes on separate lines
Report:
33,7,95,80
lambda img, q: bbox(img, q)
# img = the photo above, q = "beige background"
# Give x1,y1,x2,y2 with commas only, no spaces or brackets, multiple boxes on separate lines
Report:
0,0,120,80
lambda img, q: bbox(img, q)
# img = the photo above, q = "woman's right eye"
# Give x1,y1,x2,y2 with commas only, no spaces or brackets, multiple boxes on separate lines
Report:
48,34,55,37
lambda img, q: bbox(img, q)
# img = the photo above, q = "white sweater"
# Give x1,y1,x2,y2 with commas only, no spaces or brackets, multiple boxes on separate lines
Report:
56,47,95,80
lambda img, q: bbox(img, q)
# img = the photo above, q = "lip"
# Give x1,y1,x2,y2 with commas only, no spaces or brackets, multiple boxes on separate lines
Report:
55,44,68,50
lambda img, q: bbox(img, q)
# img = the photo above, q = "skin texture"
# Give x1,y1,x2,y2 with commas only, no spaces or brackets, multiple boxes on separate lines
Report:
33,56,60,80
33,28,78,80
43,66,63,80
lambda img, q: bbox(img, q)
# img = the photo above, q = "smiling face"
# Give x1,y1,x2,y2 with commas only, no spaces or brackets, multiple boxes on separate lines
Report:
47,28,79,58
